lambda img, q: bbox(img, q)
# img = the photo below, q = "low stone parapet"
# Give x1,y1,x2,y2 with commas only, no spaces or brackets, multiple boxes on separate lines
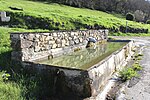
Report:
10,30,108,61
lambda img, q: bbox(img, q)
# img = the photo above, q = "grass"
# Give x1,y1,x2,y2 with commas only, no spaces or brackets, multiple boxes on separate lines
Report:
0,0,150,31
119,67,138,81
0,27,49,100
119,53,143,81
110,32,150,36
0,71,25,100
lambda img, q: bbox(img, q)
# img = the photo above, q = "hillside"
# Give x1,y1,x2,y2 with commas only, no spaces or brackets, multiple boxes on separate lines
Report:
0,0,150,33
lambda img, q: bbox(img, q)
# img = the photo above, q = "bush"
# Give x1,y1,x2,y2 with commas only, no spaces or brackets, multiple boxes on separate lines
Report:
126,13,134,21
146,20,150,24
132,63,142,71
119,68,137,81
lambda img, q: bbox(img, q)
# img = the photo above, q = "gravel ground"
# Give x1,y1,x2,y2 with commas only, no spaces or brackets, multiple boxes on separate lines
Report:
112,36,150,100
125,47,150,100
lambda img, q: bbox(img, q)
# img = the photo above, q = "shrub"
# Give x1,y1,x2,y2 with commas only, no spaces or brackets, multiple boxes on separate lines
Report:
126,13,134,21
132,63,142,71
119,68,137,81
146,20,150,24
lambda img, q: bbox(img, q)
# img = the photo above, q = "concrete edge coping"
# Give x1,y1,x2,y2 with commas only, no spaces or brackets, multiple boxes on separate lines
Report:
87,40,133,71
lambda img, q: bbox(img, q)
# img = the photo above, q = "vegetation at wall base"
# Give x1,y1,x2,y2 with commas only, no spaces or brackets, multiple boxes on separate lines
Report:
119,53,143,82
119,68,138,81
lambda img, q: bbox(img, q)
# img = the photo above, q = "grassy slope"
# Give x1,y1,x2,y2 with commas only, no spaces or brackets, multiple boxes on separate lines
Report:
0,0,150,31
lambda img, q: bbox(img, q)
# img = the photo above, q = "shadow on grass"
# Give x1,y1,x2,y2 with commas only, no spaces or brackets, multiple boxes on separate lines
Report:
0,51,61,100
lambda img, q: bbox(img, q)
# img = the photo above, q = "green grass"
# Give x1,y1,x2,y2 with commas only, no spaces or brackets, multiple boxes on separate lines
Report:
119,53,143,81
110,32,150,36
0,0,150,31
0,71,25,100
0,27,49,100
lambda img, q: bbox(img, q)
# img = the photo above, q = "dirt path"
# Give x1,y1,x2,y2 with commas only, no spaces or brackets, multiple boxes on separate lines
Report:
125,46,150,100
112,37,150,100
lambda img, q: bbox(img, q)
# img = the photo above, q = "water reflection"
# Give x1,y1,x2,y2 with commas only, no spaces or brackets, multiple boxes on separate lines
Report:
37,42,127,70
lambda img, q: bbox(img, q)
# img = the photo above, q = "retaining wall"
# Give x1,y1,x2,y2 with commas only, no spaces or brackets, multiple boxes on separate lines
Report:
10,30,108,62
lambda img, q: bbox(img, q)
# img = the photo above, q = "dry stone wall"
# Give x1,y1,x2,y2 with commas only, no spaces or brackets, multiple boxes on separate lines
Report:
11,30,108,61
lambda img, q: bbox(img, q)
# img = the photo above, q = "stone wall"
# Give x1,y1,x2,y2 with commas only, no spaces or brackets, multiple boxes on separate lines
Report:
11,30,108,62
21,40,135,99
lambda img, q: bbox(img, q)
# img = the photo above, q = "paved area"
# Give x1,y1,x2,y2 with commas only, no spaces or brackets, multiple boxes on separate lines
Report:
113,37,150,100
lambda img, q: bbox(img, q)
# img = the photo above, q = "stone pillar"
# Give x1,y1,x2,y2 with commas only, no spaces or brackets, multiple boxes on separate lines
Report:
0,11,10,22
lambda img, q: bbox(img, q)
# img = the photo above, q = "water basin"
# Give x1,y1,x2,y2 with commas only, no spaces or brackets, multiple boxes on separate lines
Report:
36,42,127,70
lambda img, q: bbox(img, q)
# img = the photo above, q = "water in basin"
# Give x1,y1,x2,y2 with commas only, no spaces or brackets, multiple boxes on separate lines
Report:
36,42,127,70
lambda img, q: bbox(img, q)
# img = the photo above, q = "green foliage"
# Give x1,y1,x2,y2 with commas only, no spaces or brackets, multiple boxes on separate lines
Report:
146,20,150,24
110,32,150,36
133,53,143,61
132,63,142,71
119,52,143,81
0,27,50,100
119,68,138,81
0,71,25,100
126,13,134,21
1,71,11,82
74,47,81,52
0,0,150,33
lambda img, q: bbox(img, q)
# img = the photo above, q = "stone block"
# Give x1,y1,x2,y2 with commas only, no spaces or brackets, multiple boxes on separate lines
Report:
51,48,63,53
68,37,72,40
79,38,83,43
0,12,10,22
53,33,57,37
70,32,75,36
56,39,61,44
49,40,55,44
65,41,70,46
74,39,79,44
69,40,75,45
11,39,21,50
21,40,33,49
10,34,20,39
34,46,41,52
57,44,62,48
11,51,23,61
52,43,57,49
44,36,49,41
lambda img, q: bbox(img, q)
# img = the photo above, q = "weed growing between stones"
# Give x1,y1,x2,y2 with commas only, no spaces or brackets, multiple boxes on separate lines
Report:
119,68,138,81
132,63,142,71
74,47,82,52
119,53,143,82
